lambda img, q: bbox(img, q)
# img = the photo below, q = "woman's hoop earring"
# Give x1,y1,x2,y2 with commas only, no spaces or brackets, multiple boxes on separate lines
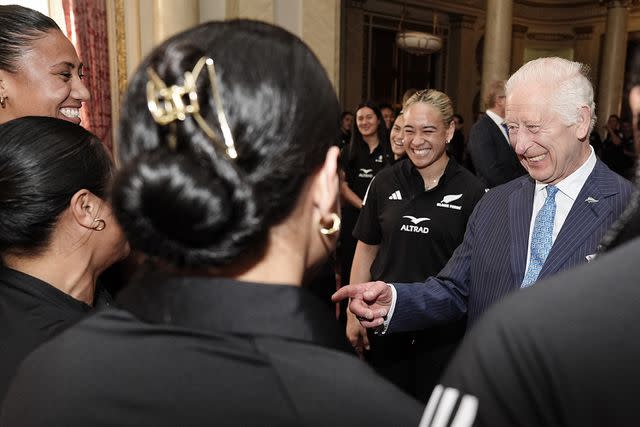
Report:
320,213,341,236
0,96,6,109
93,218,106,231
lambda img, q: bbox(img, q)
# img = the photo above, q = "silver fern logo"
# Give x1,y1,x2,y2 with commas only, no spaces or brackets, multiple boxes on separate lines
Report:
437,194,463,210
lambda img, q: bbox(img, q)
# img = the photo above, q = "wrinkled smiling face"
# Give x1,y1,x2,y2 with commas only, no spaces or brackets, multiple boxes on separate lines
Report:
1,30,90,124
506,86,591,184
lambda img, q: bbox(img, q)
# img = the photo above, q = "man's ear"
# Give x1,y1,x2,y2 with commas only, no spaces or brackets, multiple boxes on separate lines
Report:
69,189,100,230
575,106,591,140
312,146,340,215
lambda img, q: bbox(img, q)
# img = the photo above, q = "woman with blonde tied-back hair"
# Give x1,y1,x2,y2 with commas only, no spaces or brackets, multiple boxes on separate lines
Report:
1,20,423,426
346,89,485,402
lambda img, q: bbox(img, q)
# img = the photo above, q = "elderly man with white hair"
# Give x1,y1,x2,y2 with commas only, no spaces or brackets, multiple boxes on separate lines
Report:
333,57,633,336
420,62,640,427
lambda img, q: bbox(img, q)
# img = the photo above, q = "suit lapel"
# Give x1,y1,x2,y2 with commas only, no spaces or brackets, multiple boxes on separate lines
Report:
539,161,614,278
486,115,509,145
509,178,535,284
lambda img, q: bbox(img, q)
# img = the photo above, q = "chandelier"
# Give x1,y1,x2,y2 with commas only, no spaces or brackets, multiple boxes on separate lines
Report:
396,6,442,55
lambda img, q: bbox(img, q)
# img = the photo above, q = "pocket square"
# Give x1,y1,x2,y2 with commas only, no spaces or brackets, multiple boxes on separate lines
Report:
585,253,596,262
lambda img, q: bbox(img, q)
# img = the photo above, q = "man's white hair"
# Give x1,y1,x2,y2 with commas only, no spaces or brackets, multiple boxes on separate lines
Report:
506,57,596,132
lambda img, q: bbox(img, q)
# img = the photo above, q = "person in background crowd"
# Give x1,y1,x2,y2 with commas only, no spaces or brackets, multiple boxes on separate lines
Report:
334,57,633,352
0,5,89,125
338,101,391,308
338,111,353,149
468,80,526,187
602,114,635,179
448,113,465,165
346,89,484,402
389,112,406,161
0,20,423,426
403,88,419,106
380,102,396,131
0,117,128,402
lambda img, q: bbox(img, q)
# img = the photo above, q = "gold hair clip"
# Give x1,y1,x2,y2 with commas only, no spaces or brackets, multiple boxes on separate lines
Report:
146,57,238,159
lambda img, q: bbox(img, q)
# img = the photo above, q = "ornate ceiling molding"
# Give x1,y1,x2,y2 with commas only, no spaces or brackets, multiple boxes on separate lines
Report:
449,13,476,30
527,32,575,41
573,25,595,39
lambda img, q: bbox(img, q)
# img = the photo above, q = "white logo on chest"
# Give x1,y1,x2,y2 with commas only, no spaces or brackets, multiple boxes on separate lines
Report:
358,168,373,178
400,216,430,234
437,194,463,210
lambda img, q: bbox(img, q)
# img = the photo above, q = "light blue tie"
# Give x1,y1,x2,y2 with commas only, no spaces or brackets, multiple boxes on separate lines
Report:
521,185,559,288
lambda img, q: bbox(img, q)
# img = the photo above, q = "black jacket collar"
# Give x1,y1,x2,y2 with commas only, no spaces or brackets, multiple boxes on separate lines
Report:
117,274,351,352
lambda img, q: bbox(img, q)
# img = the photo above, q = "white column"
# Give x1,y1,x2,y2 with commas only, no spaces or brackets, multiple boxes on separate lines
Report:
481,0,513,104
597,0,630,132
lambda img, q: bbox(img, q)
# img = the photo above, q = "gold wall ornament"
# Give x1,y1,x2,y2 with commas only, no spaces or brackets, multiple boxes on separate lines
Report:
146,57,238,159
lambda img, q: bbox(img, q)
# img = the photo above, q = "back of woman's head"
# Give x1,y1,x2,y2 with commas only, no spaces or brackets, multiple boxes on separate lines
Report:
114,20,340,268
0,116,112,256
0,5,60,72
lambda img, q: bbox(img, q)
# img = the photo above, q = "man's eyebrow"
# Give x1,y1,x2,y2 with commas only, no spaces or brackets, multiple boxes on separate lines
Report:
50,61,77,69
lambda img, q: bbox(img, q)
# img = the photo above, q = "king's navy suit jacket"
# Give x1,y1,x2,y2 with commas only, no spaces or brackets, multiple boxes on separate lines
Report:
389,159,634,332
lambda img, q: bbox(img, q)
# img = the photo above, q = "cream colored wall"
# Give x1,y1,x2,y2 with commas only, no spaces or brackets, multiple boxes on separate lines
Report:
117,0,340,93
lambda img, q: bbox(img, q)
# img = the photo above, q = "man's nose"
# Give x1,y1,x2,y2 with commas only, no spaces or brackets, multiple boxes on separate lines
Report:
513,131,533,155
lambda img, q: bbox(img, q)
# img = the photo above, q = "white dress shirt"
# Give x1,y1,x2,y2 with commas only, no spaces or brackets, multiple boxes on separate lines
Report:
523,146,597,272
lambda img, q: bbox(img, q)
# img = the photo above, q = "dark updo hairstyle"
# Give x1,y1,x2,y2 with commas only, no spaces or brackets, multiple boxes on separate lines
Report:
0,5,60,72
347,100,392,165
114,20,340,268
0,117,113,256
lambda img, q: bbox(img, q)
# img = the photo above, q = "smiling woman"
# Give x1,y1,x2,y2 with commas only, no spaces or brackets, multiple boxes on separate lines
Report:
346,89,486,402
0,5,89,125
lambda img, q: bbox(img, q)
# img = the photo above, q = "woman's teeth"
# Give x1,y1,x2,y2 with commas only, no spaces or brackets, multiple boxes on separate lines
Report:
60,108,80,118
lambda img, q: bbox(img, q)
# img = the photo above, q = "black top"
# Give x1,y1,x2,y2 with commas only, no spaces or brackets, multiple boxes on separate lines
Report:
341,141,389,202
601,131,635,179
354,158,485,283
447,130,465,165
1,275,423,426
0,267,109,402
468,114,526,188
422,236,640,427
